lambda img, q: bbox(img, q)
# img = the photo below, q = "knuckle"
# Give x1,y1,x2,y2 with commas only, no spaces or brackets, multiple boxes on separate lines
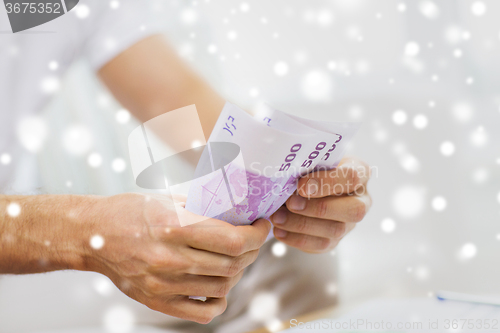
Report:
148,253,167,269
227,233,245,256
318,238,331,251
214,278,232,297
144,276,164,295
351,200,366,222
196,313,215,325
296,235,308,250
315,199,329,219
294,215,309,233
333,223,346,239
225,258,243,277
197,299,226,324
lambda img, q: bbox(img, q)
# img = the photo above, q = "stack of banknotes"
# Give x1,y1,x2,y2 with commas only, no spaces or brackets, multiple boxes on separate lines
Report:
184,103,360,225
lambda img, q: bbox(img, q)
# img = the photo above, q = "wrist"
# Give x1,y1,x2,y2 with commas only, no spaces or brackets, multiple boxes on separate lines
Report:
0,195,104,274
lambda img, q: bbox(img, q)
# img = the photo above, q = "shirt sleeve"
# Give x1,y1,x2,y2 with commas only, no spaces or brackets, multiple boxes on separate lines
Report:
80,0,167,71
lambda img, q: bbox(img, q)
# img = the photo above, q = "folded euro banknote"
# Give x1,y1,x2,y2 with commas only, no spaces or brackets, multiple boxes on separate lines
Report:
183,103,360,226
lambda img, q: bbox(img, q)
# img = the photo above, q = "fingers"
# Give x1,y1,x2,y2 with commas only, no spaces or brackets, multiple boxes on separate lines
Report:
169,271,245,298
286,193,372,223
172,296,227,324
297,157,371,198
183,248,260,277
273,230,337,254
147,295,227,324
185,218,271,256
271,207,351,239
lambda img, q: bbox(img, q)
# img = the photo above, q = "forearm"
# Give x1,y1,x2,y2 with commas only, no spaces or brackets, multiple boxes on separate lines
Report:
0,195,98,274
99,35,226,139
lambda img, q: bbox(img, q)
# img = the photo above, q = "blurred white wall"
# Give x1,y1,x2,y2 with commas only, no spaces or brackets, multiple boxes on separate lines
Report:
5,0,500,330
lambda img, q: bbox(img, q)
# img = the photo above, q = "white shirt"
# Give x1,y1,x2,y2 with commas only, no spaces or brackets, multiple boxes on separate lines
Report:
0,1,182,330
0,0,163,193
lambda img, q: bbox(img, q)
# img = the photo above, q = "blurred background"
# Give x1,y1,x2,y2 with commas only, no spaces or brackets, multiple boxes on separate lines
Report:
1,0,500,331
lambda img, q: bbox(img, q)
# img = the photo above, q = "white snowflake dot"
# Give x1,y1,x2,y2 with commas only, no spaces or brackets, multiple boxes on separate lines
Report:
112,158,126,173
62,125,93,156
440,141,455,156
415,266,430,280
470,127,488,147
181,8,198,25
104,306,135,333
265,318,284,333
7,202,21,217
459,243,477,260
431,196,447,211
249,88,259,98
249,293,279,321
240,2,250,12
93,276,114,296
472,168,489,184
381,218,396,233
115,109,131,124
471,1,486,16
16,116,48,153
191,140,203,148
301,70,332,102
392,186,425,219
227,30,237,40
207,44,217,54
419,1,440,19
274,61,289,76
392,110,407,125
90,235,105,249
1,153,12,165
87,153,103,168
40,76,60,94
452,102,473,123
48,61,59,71
74,4,90,19
326,282,338,295
405,41,420,57
110,0,120,9
271,242,287,257
413,114,428,129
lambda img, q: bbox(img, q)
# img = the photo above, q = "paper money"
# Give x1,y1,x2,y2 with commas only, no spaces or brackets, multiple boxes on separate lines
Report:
184,102,360,225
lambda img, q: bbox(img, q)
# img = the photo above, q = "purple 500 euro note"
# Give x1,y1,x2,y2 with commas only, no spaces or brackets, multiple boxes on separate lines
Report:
184,102,360,226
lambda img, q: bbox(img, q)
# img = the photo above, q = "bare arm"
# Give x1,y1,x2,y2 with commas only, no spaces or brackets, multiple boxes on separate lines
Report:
0,195,92,274
98,34,226,139
0,193,270,323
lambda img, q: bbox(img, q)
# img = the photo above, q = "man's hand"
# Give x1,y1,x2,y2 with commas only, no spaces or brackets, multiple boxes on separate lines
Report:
0,193,270,324
270,157,372,253
86,193,270,324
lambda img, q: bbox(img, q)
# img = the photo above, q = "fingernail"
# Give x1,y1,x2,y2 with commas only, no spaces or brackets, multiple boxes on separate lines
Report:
275,228,287,238
288,195,306,211
306,179,319,196
273,210,287,225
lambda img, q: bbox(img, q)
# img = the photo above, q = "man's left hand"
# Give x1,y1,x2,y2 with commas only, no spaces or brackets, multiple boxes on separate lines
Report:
270,157,372,253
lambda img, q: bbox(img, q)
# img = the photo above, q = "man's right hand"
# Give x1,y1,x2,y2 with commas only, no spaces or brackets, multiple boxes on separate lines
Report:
82,193,270,324
0,193,269,324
